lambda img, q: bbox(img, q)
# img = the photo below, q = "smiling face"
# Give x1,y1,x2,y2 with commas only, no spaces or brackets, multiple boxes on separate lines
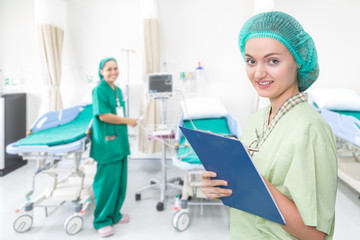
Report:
244,38,299,108
100,60,119,87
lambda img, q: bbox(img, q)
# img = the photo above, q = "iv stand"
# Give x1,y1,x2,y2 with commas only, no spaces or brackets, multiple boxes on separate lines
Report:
120,49,135,118
135,96,182,211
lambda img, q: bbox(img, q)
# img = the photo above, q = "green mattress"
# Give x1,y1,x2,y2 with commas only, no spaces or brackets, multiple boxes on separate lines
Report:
177,117,231,164
16,105,93,146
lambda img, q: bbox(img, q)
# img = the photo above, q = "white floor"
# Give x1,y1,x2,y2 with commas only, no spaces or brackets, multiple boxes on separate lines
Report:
1,156,360,240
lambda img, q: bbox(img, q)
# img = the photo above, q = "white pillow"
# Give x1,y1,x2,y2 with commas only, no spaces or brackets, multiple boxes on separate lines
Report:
309,88,360,111
180,97,228,120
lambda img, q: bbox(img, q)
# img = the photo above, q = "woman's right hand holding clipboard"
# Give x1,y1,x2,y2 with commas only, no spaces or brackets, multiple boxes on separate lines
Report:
201,171,233,200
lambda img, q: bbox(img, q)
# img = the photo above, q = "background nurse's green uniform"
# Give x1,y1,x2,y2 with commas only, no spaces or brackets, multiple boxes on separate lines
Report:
231,102,338,239
91,80,130,163
90,80,130,229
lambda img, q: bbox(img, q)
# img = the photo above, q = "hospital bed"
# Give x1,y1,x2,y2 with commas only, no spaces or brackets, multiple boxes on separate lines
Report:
309,88,360,198
6,104,95,235
171,97,241,231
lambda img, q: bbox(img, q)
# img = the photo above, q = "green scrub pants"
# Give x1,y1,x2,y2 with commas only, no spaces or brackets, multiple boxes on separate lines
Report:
93,157,127,229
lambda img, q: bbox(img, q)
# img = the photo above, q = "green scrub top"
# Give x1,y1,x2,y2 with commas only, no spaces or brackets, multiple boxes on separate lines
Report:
90,80,130,164
230,102,338,240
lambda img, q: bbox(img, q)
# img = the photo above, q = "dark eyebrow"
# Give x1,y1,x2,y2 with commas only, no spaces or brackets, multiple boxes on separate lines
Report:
245,53,281,58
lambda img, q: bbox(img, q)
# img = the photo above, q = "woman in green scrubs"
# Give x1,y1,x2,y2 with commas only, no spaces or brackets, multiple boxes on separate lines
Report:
201,12,337,240
90,57,137,238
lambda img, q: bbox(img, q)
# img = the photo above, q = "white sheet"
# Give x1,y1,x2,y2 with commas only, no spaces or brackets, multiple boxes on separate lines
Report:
180,97,228,120
308,88,360,111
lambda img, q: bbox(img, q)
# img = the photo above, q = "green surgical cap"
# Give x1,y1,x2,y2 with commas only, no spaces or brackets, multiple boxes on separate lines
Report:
238,11,319,92
98,57,117,81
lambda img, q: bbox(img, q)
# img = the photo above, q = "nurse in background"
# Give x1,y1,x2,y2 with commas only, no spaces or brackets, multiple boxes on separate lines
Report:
201,11,337,240
90,57,137,238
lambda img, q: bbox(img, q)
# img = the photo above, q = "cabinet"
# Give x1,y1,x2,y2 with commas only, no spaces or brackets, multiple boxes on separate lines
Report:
0,93,27,176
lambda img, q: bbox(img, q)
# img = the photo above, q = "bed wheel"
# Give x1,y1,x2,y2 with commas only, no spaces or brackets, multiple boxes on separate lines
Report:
13,214,33,233
156,201,164,211
181,199,188,209
135,193,141,201
173,210,190,232
150,180,156,185
64,215,83,235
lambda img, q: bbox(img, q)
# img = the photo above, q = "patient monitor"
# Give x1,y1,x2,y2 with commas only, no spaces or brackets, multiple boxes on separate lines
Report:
148,73,173,98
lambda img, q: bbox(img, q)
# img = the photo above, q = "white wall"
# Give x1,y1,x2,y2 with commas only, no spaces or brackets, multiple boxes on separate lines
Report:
274,0,360,90
1,0,360,130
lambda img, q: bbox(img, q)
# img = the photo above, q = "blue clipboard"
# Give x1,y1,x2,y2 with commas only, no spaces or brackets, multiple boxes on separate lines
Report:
179,126,286,225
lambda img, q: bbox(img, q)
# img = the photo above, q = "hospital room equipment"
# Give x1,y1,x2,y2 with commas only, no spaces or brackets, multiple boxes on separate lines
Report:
147,72,173,98
194,61,204,82
135,73,182,211
309,88,360,198
0,93,27,176
171,97,241,231
6,104,95,235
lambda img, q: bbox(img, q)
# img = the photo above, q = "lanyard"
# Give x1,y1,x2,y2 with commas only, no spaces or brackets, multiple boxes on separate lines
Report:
249,92,308,156
115,88,121,108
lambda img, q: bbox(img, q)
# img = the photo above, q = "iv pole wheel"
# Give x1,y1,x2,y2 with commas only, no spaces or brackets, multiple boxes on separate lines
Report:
156,201,164,211
135,193,141,201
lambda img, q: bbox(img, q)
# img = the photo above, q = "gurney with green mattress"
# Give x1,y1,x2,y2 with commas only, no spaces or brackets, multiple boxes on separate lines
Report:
309,88,360,199
309,88,360,148
6,104,95,235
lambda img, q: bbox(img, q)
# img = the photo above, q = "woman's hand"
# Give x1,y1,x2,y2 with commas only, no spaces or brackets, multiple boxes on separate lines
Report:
201,171,232,199
128,118,138,127
98,114,138,127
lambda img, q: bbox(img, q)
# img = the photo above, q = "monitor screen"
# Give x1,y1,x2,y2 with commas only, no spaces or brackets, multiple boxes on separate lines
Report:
148,74,173,93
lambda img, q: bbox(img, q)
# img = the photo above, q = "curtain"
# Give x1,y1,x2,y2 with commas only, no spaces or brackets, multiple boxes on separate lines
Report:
35,0,66,112
138,0,161,153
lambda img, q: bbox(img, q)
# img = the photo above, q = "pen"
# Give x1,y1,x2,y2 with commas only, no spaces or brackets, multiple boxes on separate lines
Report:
248,147,259,152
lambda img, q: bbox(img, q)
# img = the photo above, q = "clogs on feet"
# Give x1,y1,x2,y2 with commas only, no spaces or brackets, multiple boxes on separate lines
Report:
117,214,130,224
98,225,114,238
